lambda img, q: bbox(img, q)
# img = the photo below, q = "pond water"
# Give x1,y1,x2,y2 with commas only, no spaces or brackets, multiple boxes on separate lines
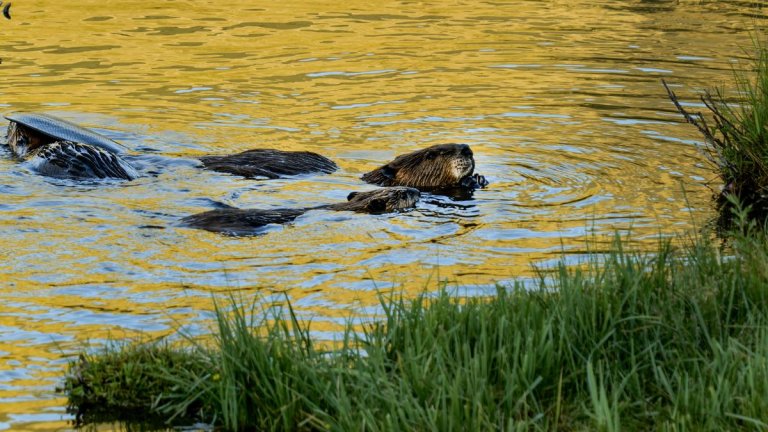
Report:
0,0,764,428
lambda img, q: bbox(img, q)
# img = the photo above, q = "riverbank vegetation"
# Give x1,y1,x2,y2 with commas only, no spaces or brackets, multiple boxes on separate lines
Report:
664,37,768,226
61,214,768,430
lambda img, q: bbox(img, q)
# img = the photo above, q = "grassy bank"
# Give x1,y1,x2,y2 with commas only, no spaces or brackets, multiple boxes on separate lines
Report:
61,222,768,431
664,37,768,226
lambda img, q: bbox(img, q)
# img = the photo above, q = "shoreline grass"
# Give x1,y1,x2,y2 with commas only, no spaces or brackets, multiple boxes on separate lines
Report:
664,36,768,226
60,221,768,431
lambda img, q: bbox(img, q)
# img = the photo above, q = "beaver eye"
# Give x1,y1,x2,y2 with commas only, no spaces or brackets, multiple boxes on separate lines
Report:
426,151,436,160
460,145,472,156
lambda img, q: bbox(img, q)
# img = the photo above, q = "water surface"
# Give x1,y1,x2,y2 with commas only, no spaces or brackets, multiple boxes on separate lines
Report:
0,0,763,428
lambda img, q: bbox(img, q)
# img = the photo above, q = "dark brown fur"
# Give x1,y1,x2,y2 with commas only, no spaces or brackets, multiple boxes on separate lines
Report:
361,143,487,189
181,187,420,236
5,122,138,180
199,148,338,179
180,207,306,235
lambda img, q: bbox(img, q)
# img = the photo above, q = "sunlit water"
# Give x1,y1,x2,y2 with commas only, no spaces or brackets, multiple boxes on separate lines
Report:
0,0,764,428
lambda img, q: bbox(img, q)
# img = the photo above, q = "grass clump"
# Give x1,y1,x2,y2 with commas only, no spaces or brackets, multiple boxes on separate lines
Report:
664,37,768,226
61,228,768,430
59,340,209,427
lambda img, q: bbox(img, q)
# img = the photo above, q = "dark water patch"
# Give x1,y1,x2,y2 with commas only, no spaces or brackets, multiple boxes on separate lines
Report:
164,41,205,47
223,20,313,30
42,45,122,54
83,16,114,22
134,15,179,20
126,25,210,36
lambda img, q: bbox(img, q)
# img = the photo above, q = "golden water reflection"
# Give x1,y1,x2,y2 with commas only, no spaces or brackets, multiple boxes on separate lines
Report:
0,0,764,428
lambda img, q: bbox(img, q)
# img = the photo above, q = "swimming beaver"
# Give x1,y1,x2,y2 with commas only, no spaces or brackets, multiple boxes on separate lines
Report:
199,148,338,179
4,112,339,181
361,143,488,190
5,117,139,180
181,186,420,236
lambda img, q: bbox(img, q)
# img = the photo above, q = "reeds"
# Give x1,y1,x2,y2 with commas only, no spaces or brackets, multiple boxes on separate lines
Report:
664,37,768,226
61,222,768,431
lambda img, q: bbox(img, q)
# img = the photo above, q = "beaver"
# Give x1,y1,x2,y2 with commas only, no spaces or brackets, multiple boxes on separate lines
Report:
361,143,488,191
199,148,338,179
181,186,420,235
4,112,339,181
5,117,139,180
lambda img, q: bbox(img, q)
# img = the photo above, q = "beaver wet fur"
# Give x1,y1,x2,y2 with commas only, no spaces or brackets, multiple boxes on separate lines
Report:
6,121,139,180
199,148,338,179
181,186,420,235
362,143,488,190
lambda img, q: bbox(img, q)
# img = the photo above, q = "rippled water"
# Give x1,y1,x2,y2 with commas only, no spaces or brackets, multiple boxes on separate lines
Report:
0,0,765,428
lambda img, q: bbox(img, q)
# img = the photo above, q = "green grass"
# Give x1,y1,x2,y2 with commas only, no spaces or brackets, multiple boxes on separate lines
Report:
59,339,208,427
664,37,768,225
60,217,768,431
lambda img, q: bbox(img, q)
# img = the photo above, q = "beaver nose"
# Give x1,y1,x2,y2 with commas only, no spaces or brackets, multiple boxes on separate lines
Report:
459,144,473,157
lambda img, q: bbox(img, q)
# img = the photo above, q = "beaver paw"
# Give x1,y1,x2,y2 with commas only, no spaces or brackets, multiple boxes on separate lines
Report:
461,173,489,189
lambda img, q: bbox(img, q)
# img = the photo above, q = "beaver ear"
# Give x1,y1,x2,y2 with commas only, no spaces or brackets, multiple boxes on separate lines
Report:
347,191,359,201
368,198,387,213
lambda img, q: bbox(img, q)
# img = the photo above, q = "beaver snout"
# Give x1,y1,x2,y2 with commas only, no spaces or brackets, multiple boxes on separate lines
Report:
397,187,421,208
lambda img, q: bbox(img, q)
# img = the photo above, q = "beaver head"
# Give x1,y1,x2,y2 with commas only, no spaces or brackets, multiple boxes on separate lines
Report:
6,122,56,158
361,144,477,189
328,187,420,214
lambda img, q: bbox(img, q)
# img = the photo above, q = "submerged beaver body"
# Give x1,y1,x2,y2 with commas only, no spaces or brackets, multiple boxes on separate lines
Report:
181,187,420,236
200,148,338,179
5,118,139,180
362,143,488,191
